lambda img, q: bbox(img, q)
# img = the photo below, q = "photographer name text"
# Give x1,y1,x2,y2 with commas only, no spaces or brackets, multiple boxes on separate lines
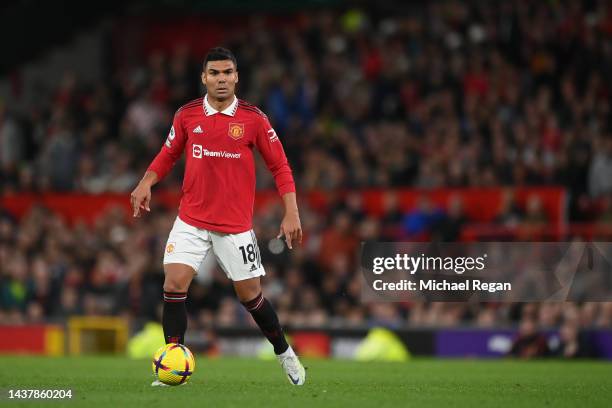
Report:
372,279,511,293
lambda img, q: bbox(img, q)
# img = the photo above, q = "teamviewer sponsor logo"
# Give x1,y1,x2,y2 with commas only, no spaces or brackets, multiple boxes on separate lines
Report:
192,145,241,159
203,149,241,159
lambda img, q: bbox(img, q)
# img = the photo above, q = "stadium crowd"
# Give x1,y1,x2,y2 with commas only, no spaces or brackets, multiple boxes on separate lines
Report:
1,1,612,340
2,202,612,329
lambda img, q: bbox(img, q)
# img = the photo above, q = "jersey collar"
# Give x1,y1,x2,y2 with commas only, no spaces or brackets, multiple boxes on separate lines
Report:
203,94,238,117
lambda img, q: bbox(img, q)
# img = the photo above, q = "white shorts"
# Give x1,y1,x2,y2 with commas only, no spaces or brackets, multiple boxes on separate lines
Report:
163,217,265,282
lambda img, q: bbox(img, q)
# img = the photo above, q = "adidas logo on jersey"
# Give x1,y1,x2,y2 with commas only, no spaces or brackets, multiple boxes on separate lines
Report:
193,125,203,133
249,264,258,272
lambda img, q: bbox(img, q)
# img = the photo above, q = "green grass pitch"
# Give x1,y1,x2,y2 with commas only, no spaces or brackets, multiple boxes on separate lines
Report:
0,356,611,407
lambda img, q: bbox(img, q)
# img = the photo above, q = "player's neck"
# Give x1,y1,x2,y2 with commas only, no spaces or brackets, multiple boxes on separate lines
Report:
206,94,235,113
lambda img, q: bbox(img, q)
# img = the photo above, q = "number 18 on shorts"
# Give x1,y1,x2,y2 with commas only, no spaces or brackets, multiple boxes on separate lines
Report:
163,217,265,281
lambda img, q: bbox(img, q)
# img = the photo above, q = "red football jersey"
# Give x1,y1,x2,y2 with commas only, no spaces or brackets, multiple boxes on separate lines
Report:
147,95,295,233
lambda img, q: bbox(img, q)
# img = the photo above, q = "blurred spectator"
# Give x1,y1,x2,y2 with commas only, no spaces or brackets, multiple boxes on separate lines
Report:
523,196,548,226
317,211,358,271
432,196,466,241
401,196,444,238
0,102,24,188
494,191,524,227
589,137,612,197
509,317,550,359
598,195,612,224
550,320,594,358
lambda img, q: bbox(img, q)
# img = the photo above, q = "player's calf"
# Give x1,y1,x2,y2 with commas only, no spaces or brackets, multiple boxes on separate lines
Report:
162,290,187,344
240,291,306,385
241,291,289,354
162,263,195,345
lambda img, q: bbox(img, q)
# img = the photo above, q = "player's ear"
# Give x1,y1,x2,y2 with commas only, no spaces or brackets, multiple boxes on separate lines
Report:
235,69,239,84
201,72,207,85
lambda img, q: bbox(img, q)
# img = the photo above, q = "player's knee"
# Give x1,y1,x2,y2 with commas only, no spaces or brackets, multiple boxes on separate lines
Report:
163,280,188,293
163,274,190,293
233,279,262,303
236,290,259,303
163,264,194,293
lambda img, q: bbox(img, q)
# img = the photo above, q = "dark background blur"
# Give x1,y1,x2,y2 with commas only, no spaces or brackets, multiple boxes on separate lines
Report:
1,0,611,358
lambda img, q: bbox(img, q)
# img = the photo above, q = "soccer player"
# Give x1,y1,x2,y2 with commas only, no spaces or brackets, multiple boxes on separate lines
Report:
130,47,306,386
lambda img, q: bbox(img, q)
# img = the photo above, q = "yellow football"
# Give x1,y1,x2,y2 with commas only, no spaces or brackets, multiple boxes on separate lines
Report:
152,343,196,385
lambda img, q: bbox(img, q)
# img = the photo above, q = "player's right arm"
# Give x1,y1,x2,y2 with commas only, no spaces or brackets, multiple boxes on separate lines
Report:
130,170,158,217
130,110,187,217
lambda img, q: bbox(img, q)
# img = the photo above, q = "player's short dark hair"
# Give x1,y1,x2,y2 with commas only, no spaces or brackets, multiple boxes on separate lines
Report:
203,47,237,71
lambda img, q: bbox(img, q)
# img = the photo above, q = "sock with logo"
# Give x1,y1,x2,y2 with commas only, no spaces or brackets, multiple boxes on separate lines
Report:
163,291,187,344
241,292,289,355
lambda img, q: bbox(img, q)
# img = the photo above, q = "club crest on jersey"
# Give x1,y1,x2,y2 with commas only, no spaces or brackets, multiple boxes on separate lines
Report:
228,123,245,140
166,242,176,254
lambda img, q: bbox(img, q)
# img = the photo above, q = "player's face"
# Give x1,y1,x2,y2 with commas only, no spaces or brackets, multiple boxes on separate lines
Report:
202,60,238,101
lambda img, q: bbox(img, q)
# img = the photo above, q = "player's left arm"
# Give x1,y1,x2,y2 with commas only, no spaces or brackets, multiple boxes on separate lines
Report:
255,115,302,249
278,191,301,249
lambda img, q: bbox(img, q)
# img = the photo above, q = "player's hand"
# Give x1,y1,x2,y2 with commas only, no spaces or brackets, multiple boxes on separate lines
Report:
277,211,302,250
130,182,152,218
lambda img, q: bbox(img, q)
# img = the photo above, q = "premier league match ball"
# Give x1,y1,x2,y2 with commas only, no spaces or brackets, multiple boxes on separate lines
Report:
152,343,196,385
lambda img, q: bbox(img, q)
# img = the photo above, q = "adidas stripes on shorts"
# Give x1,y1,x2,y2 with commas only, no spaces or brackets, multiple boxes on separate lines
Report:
163,216,265,281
